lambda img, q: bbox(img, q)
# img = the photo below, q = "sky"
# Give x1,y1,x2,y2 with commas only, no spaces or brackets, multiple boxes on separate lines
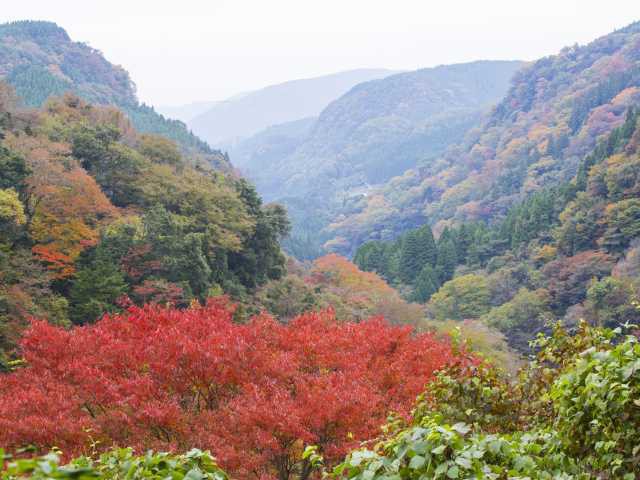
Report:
3,0,640,106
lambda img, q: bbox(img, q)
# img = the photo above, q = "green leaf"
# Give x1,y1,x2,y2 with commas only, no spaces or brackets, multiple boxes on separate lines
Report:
451,423,470,436
454,456,471,469
408,455,426,470
431,445,446,455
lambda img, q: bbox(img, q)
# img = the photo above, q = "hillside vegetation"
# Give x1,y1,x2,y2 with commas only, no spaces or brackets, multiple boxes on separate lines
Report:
0,20,229,169
189,69,396,146
356,106,640,351
332,22,640,253
0,85,288,365
235,61,522,259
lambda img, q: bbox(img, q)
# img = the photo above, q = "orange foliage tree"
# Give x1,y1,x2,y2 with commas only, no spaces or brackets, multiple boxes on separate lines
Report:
5,134,117,278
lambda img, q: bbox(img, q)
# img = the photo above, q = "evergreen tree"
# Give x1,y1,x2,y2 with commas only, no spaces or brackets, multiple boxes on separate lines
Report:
0,146,30,192
398,225,437,284
411,264,439,303
354,241,386,274
399,231,422,283
453,223,474,264
69,261,127,324
415,225,437,268
435,228,458,283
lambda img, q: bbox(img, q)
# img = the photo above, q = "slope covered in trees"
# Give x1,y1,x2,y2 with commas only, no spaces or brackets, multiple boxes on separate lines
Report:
189,69,397,146
355,106,640,351
0,84,289,366
234,61,522,259
0,20,229,169
332,22,640,254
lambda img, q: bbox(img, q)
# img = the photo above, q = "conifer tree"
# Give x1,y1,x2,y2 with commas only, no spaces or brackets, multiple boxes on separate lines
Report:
69,261,127,324
435,228,458,283
415,225,437,268
399,231,422,283
399,225,437,284
411,264,439,303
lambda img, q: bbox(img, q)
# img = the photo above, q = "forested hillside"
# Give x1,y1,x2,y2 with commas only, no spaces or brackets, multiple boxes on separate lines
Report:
0,20,230,169
331,22,640,253
189,69,396,146
355,106,640,351
0,84,288,367
236,61,522,259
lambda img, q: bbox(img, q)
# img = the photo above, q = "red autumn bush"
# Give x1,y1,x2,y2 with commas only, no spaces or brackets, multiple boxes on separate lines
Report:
0,299,460,480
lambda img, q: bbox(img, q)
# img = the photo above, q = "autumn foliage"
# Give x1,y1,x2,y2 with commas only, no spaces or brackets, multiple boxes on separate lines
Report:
0,299,460,480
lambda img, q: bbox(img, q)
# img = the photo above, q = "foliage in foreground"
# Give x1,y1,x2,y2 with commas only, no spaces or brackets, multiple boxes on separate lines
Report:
0,448,227,480
0,300,461,480
331,321,640,479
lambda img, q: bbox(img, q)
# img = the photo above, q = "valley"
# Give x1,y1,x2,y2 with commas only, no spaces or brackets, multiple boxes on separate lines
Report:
1,13,640,480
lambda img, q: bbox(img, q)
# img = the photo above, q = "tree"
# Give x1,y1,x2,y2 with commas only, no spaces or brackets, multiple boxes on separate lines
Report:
543,250,615,312
0,145,30,192
68,261,127,324
435,229,458,283
0,188,26,242
0,301,461,480
427,274,490,321
600,199,640,253
399,226,437,284
310,254,423,324
481,288,551,352
410,264,439,303
353,241,386,275
584,276,640,328
398,231,423,283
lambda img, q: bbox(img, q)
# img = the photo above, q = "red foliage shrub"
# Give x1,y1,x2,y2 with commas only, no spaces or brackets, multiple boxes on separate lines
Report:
0,299,460,480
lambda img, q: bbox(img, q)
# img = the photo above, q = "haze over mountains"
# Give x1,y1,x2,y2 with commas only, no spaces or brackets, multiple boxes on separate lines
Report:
329,21,640,254
187,69,398,145
156,100,220,124
228,60,523,258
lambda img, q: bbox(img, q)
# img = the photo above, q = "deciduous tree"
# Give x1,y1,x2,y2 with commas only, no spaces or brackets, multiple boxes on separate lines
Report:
0,301,461,480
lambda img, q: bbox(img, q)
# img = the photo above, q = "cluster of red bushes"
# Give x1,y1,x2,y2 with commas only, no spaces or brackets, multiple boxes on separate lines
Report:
0,299,460,480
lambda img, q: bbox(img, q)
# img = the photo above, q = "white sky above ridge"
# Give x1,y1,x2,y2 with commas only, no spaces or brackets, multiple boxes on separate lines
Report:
4,0,640,106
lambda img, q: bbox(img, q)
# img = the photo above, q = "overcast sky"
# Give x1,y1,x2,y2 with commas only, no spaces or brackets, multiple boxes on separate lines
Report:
4,1,640,106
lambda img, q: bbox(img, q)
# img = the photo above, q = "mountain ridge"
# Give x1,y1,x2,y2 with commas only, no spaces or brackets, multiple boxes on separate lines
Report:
188,68,399,145
327,21,640,254
0,20,230,169
230,60,523,259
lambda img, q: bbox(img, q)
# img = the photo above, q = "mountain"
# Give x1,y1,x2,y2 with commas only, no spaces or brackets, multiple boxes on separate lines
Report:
0,84,289,360
0,20,230,169
329,22,640,254
188,69,397,145
233,60,522,259
263,60,523,199
156,100,220,123
355,99,640,353
230,116,317,172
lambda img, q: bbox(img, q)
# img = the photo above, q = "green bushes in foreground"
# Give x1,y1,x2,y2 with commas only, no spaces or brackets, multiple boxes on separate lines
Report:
0,448,228,480
331,321,640,479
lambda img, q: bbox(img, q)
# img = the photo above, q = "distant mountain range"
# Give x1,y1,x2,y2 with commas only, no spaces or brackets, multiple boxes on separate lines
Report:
228,60,523,258
156,101,220,123
0,20,230,169
327,21,640,255
187,69,398,145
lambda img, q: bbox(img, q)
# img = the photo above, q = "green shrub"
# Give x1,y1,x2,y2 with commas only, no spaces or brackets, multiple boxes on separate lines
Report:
0,448,228,480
